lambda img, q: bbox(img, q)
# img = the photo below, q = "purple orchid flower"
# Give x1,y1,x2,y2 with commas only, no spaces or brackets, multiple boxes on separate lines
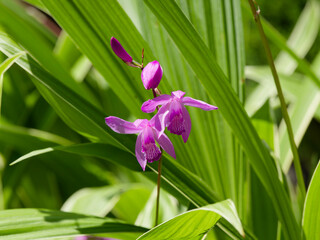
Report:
110,37,133,64
105,116,176,171
141,61,163,90
141,90,218,143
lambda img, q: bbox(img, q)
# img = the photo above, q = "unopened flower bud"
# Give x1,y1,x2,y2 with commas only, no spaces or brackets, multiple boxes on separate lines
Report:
110,37,133,63
141,61,163,90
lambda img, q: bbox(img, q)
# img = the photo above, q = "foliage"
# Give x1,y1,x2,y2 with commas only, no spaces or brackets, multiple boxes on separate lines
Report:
0,0,319,239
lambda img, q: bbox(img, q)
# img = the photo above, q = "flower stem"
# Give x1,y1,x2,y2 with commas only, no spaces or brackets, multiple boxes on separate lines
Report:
248,0,306,200
152,88,162,226
155,156,162,226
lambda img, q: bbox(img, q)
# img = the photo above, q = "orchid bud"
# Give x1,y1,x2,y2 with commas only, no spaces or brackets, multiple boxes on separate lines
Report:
110,37,133,63
141,61,163,90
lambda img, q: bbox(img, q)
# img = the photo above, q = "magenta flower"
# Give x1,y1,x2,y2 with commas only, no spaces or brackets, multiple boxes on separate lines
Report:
141,61,163,90
141,90,218,143
110,37,132,63
105,116,176,171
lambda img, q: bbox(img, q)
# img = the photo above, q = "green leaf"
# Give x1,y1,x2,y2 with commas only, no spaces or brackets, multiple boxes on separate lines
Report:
137,199,244,240
112,186,152,224
61,185,133,217
0,1,96,105
279,52,320,172
0,120,72,149
244,1,320,117
143,1,299,239
0,32,134,149
0,208,147,239
41,0,154,117
135,188,179,228
0,51,24,116
242,1,320,89
302,161,320,240
10,143,141,171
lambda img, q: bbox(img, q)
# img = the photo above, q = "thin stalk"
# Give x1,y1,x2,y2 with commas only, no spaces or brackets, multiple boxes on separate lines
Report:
152,88,162,226
248,0,306,200
155,156,162,226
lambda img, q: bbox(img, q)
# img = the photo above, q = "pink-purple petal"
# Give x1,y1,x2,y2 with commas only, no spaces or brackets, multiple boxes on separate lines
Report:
171,90,186,99
110,37,133,63
181,106,192,143
133,119,149,128
141,94,171,113
154,129,176,159
141,61,163,90
105,116,142,134
182,97,218,111
135,133,147,171
151,104,170,137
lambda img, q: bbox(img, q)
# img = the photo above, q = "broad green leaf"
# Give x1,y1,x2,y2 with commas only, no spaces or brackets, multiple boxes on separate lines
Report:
135,188,179,228
137,199,244,240
61,185,133,217
0,52,24,116
112,186,152,224
0,208,147,239
143,1,299,239
302,161,320,240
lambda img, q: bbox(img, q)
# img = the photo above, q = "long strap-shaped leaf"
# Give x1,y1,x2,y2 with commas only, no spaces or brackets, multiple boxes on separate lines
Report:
143,1,298,239
0,52,24,116
302,161,320,240
137,199,243,240
0,208,147,239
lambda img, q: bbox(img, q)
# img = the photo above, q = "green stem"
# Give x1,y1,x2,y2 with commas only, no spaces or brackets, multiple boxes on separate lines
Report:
155,156,162,226
248,0,306,200
152,88,162,226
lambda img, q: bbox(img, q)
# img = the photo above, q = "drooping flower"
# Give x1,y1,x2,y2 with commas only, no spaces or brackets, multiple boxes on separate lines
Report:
141,90,218,143
110,37,133,63
141,61,163,90
105,116,176,171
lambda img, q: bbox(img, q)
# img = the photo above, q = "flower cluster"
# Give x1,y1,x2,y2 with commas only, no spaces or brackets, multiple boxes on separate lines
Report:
106,37,218,171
